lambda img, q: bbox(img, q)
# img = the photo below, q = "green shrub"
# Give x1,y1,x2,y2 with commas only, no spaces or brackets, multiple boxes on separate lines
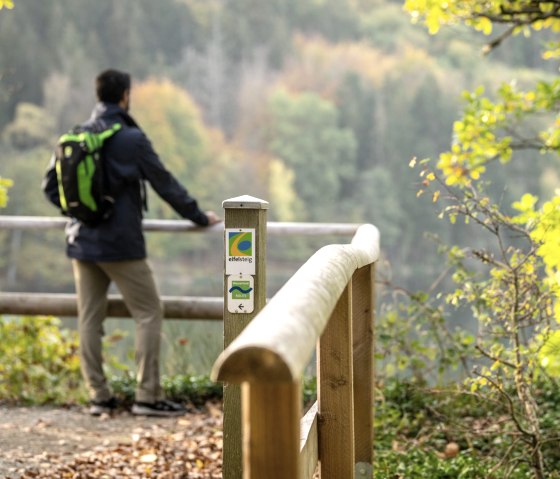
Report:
374,378,560,478
0,315,85,404
109,372,222,406
0,316,224,407
375,449,493,479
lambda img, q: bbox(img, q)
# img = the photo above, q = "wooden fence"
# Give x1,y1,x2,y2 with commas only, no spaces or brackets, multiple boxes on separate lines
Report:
212,222,380,479
0,209,379,478
0,215,359,320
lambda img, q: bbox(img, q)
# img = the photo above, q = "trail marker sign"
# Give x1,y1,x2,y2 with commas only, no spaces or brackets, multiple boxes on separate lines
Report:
227,275,254,313
225,228,255,275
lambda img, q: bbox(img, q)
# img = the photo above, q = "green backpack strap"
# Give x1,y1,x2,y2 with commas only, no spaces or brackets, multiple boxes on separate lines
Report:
84,122,122,151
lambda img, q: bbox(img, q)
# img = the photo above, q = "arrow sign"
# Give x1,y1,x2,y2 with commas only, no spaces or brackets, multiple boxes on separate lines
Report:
227,275,254,314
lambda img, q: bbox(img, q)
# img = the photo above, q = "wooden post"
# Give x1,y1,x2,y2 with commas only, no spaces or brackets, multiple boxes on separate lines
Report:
318,284,355,479
222,195,269,479
352,264,375,478
242,381,301,479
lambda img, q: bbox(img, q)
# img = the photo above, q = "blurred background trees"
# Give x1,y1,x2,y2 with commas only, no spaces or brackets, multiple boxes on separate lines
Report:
1,0,552,296
2,1,560,473
0,0,556,378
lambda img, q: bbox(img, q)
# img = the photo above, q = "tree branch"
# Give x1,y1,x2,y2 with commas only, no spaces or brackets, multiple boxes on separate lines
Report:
474,371,533,439
475,344,516,369
476,4,560,54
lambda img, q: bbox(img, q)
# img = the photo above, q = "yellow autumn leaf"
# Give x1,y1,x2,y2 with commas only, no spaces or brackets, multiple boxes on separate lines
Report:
477,16,493,35
426,11,442,34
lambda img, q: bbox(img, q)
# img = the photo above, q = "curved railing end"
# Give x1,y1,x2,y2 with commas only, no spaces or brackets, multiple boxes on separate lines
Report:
211,345,295,384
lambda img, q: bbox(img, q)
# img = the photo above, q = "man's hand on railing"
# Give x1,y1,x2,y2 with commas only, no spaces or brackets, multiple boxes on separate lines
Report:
205,210,222,225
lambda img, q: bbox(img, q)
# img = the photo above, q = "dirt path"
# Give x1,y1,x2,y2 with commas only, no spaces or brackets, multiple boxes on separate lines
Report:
0,403,223,478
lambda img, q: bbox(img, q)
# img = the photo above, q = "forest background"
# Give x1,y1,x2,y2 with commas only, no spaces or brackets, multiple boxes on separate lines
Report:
2,0,560,477
0,0,554,373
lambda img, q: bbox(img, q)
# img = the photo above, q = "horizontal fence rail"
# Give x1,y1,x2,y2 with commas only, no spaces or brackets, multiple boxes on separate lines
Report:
0,216,361,236
0,293,223,320
0,216,361,320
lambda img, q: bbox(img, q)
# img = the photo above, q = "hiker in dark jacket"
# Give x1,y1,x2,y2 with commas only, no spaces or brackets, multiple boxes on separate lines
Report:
42,69,220,417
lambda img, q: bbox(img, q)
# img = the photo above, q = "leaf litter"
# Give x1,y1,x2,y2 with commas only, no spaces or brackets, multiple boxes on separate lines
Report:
0,401,223,479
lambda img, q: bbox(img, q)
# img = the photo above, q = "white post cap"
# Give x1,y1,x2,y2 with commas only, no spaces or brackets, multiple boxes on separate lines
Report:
222,195,269,210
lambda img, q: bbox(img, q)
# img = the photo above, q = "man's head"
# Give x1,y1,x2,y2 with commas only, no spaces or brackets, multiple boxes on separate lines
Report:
95,69,131,110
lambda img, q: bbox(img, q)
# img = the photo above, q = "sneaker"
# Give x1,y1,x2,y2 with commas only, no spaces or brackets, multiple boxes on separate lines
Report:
89,396,118,416
131,399,187,417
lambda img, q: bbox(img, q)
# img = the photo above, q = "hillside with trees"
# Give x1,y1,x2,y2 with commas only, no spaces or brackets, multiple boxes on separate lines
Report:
0,0,551,294
1,0,560,476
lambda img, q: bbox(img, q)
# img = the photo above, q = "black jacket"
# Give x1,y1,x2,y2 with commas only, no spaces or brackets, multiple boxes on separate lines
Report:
42,102,209,261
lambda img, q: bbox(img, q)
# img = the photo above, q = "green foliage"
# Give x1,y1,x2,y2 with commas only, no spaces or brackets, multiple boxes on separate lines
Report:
131,78,235,257
221,0,296,67
0,316,85,404
434,81,559,188
403,162,558,474
396,1,560,473
0,176,12,208
134,80,208,212
2,103,55,150
267,88,357,221
161,320,223,376
0,315,224,407
404,0,560,56
375,449,492,479
133,79,210,185
302,375,317,406
0,145,73,291
374,379,560,478
109,373,222,407
377,284,475,384
0,0,550,296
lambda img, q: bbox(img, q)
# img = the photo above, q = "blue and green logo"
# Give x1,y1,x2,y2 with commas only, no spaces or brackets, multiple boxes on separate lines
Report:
228,231,253,257
229,280,253,299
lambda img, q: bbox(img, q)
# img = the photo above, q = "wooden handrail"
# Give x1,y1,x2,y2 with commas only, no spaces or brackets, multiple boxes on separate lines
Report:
212,223,379,383
211,223,379,479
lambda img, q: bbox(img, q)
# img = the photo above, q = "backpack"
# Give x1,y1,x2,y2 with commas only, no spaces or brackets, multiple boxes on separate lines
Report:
55,122,122,225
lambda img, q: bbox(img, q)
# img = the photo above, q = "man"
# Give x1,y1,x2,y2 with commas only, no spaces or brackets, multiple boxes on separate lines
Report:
42,69,220,417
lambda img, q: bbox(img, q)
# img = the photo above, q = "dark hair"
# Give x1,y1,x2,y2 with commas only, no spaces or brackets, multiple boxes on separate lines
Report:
95,69,131,103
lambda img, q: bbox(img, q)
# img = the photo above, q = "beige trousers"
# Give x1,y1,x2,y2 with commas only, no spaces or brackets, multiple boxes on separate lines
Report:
72,259,163,403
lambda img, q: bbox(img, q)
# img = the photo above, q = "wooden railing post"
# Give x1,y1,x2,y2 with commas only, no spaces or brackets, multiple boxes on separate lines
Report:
222,195,269,479
242,381,301,478
318,283,355,479
352,264,375,478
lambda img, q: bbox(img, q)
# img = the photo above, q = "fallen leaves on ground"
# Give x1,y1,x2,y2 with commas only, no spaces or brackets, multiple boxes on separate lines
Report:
7,403,223,479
